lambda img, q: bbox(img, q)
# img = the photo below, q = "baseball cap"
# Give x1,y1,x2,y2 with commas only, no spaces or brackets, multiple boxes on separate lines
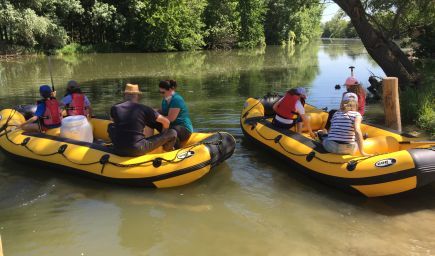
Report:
39,85,52,98
67,80,80,89
342,92,358,102
295,87,307,97
345,76,359,86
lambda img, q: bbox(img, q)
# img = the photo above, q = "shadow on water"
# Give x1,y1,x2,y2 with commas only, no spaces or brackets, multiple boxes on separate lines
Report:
240,138,435,217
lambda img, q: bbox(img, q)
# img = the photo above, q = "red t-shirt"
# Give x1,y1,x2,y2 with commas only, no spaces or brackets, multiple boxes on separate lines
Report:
357,90,366,115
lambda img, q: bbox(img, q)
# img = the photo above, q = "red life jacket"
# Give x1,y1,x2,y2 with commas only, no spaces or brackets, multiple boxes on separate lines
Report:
39,98,62,129
275,93,300,120
66,93,87,116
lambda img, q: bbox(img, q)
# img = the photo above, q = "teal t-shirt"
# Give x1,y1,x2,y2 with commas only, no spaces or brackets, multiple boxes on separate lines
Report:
161,93,193,132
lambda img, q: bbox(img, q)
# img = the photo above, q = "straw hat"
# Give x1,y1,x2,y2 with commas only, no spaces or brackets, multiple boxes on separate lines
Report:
124,84,142,94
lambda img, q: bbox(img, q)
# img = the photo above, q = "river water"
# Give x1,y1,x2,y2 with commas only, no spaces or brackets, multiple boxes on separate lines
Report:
1,40,434,256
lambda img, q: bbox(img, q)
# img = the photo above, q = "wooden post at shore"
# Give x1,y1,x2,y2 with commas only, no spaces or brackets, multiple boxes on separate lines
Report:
382,77,402,132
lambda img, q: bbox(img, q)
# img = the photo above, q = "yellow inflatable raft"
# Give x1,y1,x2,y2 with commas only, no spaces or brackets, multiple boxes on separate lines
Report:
0,108,236,188
241,95,435,197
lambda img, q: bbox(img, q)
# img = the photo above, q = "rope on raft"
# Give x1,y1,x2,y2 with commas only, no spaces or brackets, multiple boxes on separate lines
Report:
248,120,374,171
1,110,224,173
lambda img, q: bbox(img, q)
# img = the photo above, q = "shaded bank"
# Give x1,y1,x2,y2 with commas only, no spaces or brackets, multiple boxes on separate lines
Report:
0,0,322,54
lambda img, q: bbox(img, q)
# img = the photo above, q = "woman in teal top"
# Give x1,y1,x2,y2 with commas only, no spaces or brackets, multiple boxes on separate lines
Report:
158,80,193,143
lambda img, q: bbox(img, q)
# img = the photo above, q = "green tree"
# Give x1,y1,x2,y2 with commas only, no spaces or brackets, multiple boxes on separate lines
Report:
131,0,206,51
91,1,126,44
0,2,67,51
265,0,322,45
290,4,323,43
333,0,435,86
203,0,240,49
322,11,357,38
238,0,266,48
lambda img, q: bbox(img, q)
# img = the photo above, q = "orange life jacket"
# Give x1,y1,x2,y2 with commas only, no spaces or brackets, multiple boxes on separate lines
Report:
275,93,300,120
39,98,62,129
66,93,87,116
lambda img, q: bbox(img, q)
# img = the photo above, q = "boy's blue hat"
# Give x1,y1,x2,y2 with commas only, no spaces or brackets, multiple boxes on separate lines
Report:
39,85,52,98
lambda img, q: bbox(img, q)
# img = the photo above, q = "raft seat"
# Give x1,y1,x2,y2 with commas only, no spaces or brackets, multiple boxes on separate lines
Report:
363,136,400,155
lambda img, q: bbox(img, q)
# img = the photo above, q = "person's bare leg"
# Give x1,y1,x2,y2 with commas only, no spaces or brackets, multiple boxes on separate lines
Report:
21,123,40,132
297,122,303,133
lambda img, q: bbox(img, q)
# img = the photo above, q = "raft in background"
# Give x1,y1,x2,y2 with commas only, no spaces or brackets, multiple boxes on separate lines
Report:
240,94,435,197
0,108,236,188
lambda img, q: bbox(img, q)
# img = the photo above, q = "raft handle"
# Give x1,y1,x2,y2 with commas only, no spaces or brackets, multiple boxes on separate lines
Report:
274,135,282,143
153,158,163,168
21,137,30,146
306,151,315,162
250,123,257,130
347,161,358,171
58,144,68,154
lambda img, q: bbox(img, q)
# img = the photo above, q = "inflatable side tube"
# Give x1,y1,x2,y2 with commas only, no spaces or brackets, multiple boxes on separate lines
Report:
203,132,236,168
410,148,435,187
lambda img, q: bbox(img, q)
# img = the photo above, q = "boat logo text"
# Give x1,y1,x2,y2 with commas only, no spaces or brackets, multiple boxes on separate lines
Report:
177,150,195,160
375,158,397,168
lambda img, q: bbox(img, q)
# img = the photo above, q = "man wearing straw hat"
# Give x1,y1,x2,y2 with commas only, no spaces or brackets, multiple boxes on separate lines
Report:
109,84,177,156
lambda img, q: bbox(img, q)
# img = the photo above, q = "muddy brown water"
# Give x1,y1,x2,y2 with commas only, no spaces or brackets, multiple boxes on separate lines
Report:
1,40,434,256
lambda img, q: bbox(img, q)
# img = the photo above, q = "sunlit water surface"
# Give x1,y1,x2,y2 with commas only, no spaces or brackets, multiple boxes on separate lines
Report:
1,40,434,256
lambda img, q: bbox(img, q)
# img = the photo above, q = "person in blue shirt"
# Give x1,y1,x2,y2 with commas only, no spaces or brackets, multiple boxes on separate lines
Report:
20,85,62,132
157,80,193,144
60,80,92,117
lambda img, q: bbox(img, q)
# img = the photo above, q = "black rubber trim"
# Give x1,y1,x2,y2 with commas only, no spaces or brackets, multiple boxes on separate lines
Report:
241,121,417,188
204,132,236,168
0,146,212,187
408,148,435,187
243,116,328,153
22,132,115,154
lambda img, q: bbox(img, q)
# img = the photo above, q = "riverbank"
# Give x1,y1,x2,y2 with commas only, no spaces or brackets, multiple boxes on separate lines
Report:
400,60,435,138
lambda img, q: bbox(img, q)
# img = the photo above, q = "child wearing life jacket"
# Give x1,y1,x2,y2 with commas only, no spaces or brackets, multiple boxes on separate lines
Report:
20,85,62,132
60,80,92,117
343,66,366,116
272,87,315,138
344,72,366,116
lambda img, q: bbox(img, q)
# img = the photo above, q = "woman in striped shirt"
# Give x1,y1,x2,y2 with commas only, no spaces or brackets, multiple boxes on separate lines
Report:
322,97,370,156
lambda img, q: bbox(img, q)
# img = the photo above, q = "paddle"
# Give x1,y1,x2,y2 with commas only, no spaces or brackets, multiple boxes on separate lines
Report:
47,53,55,92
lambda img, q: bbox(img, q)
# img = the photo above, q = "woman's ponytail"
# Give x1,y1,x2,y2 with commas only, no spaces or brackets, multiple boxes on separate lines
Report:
169,80,177,89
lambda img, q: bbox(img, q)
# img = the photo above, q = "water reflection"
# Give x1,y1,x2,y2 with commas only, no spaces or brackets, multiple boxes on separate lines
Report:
2,42,435,256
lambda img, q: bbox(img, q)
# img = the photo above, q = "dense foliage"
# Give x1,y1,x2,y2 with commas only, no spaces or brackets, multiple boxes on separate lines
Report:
0,0,323,53
358,0,435,58
321,11,357,38
264,0,322,45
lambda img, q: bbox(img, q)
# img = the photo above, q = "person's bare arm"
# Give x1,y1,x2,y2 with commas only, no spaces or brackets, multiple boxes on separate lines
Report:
87,105,93,117
272,98,282,112
301,114,315,138
156,114,170,129
166,108,180,122
19,116,38,128
354,116,371,156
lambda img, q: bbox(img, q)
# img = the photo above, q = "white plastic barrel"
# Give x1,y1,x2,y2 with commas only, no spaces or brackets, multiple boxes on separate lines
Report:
60,115,93,143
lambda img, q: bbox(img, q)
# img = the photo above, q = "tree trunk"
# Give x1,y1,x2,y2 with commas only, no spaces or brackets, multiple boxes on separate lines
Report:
333,0,419,87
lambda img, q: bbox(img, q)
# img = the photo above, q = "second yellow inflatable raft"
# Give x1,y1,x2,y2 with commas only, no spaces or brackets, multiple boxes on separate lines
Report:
241,94,435,197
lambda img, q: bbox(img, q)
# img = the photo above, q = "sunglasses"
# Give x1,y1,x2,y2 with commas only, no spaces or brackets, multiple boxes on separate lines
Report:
159,90,166,94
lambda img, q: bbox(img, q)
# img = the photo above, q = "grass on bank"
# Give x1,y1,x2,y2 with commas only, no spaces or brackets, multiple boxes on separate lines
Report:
400,60,435,137
57,43,96,55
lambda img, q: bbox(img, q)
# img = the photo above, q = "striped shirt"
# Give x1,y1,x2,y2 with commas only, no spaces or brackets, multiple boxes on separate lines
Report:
327,111,362,143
